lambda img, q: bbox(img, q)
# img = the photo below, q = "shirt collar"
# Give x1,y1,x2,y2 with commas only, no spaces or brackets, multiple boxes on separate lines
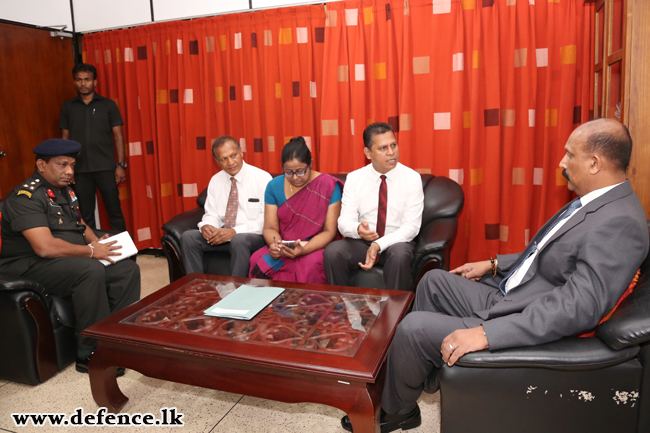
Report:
232,161,248,183
74,92,103,104
579,180,626,208
368,162,398,181
31,171,69,202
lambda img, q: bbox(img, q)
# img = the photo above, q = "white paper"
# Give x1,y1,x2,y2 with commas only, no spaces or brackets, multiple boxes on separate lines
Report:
208,307,250,316
97,231,138,266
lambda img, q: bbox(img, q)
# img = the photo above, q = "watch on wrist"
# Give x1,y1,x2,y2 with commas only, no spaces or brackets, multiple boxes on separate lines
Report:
117,162,127,169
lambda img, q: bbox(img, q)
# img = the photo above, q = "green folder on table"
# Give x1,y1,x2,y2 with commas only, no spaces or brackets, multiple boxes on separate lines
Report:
204,285,285,320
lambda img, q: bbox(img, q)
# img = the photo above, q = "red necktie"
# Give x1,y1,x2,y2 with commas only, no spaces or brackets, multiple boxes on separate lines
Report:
224,177,239,228
376,175,387,237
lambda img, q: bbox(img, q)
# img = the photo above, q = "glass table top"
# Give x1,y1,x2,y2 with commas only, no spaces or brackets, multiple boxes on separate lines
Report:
121,279,387,357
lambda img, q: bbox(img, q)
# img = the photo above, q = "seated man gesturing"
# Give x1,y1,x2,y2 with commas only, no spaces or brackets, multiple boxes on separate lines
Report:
341,119,649,432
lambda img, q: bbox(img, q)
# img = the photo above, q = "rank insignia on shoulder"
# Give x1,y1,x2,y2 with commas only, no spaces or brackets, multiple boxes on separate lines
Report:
47,189,56,198
17,190,32,198
69,190,78,202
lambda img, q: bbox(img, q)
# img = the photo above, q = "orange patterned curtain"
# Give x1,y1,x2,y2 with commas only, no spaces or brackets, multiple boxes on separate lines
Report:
83,0,593,266
319,0,594,265
83,6,326,250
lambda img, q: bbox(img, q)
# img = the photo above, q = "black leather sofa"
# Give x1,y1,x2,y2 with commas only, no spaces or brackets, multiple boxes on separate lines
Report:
161,173,465,290
0,198,77,385
439,226,650,433
0,198,131,385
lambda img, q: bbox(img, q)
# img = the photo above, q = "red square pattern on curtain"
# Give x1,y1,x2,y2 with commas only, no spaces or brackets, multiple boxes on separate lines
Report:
83,6,326,250
318,0,594,266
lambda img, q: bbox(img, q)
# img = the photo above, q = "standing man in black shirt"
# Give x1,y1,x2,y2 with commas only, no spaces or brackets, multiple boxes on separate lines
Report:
60,63,127,232
0,139,140,375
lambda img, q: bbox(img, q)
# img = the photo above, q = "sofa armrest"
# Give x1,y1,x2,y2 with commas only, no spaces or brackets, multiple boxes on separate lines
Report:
596,274,650,351
0,273,42,293
161,207,205,243
412,217,458,274
455,337,639,371
0,273,51,308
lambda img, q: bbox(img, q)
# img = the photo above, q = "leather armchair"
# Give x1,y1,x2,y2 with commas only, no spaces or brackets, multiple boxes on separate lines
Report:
161,173,464,290
0,198,129,385
0,274,76,385
0,198,76,384
439,228,650,433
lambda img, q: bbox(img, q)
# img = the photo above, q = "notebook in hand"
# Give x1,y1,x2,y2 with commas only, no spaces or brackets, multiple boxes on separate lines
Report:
98,231,138,266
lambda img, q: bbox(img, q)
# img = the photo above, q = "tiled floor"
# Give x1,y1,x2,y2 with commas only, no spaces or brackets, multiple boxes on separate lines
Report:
0,255,441,433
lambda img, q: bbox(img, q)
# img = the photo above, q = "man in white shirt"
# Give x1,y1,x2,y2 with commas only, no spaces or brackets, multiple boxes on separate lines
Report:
181,136,272,277
339,119,649,433
324,122,424,292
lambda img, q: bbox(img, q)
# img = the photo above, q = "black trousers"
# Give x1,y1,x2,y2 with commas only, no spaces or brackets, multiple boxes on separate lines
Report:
74,170,126,232
20,257,141,352
323,239,415,291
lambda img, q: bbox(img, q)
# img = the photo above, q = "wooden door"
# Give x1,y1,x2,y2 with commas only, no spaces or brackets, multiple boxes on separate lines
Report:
0,23,77,198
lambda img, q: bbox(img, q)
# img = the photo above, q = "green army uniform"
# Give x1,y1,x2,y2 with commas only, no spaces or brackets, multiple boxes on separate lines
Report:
0,171,140,352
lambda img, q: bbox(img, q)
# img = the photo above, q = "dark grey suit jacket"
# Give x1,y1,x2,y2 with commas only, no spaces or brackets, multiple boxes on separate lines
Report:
476,181,649,351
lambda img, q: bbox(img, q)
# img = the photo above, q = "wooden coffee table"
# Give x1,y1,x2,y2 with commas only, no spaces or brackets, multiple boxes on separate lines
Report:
83,274,413,433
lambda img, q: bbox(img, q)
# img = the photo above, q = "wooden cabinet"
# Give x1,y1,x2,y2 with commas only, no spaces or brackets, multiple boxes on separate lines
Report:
623,0,650,219
592,0,650,218
593,0,626,121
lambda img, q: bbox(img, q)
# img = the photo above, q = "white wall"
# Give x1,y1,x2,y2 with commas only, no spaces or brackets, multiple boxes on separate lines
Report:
153,0,250,22
0,0,331,33
73,0,152,32
252,0,319,8
0,0,73,31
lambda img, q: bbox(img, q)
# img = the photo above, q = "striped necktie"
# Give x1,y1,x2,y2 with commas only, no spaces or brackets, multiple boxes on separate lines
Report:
498,198,582,295
224,177,239,229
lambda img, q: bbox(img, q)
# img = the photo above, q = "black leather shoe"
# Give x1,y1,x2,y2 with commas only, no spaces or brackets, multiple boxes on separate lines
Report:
341,405,421,433
75,356,125,377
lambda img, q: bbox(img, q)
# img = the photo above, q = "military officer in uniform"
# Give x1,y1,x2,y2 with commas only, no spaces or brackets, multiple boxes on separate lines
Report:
0,139,140,376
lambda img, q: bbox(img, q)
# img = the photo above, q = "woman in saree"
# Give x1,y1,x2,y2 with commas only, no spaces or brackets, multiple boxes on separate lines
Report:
249,137,343,283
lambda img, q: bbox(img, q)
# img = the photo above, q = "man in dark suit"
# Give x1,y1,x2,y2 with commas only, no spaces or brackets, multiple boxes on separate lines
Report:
341,118,649,432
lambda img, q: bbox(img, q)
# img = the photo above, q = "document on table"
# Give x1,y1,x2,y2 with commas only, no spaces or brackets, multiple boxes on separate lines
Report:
98,231,138,266
204,285,285,320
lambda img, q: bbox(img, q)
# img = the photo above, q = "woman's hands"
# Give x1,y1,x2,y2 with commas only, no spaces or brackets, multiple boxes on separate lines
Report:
269,238,283,259
279,239,307,259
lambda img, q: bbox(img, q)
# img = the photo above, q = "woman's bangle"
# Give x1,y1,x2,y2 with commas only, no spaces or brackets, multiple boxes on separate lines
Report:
88,244,94,258
489,256,497,278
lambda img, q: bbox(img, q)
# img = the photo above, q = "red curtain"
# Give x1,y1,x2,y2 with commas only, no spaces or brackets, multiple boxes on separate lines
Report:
319,0,594,266
83,0,593,266
83,6,326,250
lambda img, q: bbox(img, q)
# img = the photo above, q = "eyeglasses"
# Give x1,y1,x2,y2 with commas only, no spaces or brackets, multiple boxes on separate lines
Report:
283,167,309,177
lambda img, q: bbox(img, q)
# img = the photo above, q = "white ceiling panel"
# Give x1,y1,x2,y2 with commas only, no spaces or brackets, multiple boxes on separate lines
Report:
251,0,326,9
73,0,152,32
153,0,250,22
0,0,73,32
